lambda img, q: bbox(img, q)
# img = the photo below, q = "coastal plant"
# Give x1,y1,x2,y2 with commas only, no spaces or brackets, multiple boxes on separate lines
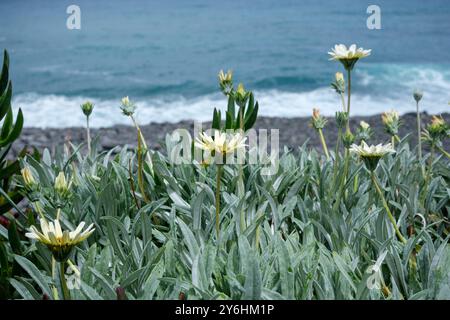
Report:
356,121,372,143
381,110,401,146
349,142,406,243
194,130,246,237
413,89,423,161
120,96,154,178
1,45,449,301
0,50,24,215
80,101,94,154
329,44,371,131
311,108,329,160
25,217,95,299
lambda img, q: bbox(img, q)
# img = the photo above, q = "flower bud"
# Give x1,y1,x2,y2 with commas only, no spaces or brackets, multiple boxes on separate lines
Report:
120,96,136,116
80,101,94,117
413,89,423,103
342,131,355,148
235,83,250,107
218,70,233,96
311,108,327,130
427,115,449,140
55,171,69,195
331,72,345,94
356,121,372,142
335,111,348,129
381,110,400,136
360,121,370,130
21,166,36,188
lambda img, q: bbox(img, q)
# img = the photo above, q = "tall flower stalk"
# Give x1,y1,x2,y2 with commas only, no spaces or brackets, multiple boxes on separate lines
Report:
350,142,406,244
81,101,94,154
381,110,401,147
195,130,246,238
311,108,330,160
329,44,371,131
413,90,423,162
120,96,154,177
234,83,250,231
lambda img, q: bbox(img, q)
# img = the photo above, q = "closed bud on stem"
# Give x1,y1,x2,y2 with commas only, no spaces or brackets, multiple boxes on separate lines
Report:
21,166,36,188
80,101,94,117
427,115,449,141
55,172,69,196
342,131,355,149
335,111,349,129
120,96,136,116
356,120,373,142
331,72,345,94
381,110,400,136
218,69,233,96
311,108,327,130
413,89,423,103
235,83,250,107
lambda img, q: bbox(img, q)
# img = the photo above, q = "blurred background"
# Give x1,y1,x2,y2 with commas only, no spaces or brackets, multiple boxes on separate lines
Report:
1,0,449,127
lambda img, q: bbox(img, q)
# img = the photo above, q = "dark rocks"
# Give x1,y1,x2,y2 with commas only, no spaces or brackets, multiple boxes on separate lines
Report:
11,112,449,157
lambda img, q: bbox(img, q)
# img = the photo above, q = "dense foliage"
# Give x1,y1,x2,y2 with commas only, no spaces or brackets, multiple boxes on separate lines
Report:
0,48,449,300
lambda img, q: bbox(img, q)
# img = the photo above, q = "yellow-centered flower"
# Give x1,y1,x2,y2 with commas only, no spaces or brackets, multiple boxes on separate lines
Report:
26,219,95,262
329,44,371,70
350,141,395,171
195,130,246,155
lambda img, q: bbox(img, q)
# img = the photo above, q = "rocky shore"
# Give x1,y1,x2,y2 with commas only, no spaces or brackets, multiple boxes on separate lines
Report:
12,112,449,156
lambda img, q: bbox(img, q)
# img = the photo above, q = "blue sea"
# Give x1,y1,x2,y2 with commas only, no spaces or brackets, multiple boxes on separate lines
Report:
1,0,449,128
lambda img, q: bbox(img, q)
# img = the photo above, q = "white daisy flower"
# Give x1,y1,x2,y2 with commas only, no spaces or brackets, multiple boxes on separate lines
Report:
350,141,395,171
195,130,247,156
328,44,371,70
26,219,95,262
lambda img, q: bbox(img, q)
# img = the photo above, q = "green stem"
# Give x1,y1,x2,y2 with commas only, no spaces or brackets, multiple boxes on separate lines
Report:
332,128,342,188
238,109,246,232
416,102,422,161
436,145,450,159
340,93,346,112
426,142,435,182
215,165,223,238
371,172,406,244
318,129,330,160
59,262,71,300
391,136,395,148
33,202,45,220
86,116,91,155
51,257,59,300
394,135,401,143
333,148,350,212
346,69,352,132
131,115,154,177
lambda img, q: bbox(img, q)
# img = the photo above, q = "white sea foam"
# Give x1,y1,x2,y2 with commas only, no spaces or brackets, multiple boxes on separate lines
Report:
12,86,449,128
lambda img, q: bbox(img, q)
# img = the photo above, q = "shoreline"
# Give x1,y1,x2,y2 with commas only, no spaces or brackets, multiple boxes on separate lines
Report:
13,112,449,156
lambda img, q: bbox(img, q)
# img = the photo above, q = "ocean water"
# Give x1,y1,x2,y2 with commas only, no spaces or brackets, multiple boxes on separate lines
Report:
1,0,449,128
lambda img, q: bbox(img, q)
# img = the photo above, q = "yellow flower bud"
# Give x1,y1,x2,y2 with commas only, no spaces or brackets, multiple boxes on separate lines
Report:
335,72,344,82
121,96,130,107
54,172,68,194
21,167,36,187
360,121,370,130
